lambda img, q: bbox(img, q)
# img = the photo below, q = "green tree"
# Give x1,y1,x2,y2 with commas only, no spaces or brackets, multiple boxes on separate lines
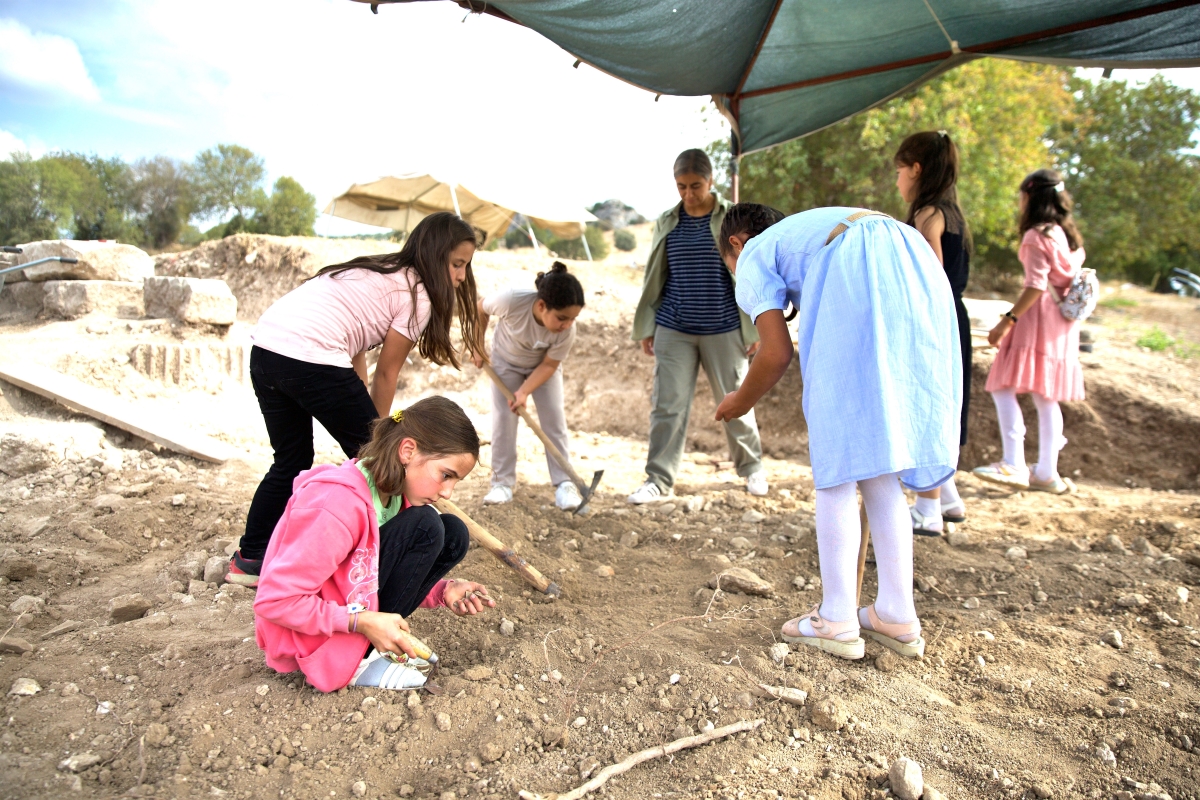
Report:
55,153,142,243
1051,74,1200,284
733,60,1074,272
132,156,193,248
0,152,81,245
253,176,317,236
191,144,266,221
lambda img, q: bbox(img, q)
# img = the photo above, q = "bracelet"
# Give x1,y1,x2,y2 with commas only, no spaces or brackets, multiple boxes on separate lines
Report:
1003,311,1019,323
349,612,359,634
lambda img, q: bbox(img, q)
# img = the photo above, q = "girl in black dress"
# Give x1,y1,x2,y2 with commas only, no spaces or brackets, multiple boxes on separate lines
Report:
895,130,972,535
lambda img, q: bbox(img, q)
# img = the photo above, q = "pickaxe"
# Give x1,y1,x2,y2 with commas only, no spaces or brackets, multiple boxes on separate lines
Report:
480,363,603,514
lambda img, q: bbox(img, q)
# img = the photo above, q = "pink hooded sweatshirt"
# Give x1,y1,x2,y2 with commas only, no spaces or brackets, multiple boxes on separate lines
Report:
253,459,446,692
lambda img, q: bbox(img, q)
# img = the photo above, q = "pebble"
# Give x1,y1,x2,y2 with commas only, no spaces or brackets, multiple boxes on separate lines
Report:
1,558,36,581
769,642,790,664
620,531,640,548
683,496,705,513
707,567,773,596
975,630,995,641
874,650,901,673
594,565,615,578
810,696,848,731
728,536,753,550
888,757,924,800
8,595,45,615
1176,586,1189,605
1102,630,1124,649
963,597,980,609
255,684,270,696
1031,786,1054,799
946,531,971,547
923,789,947,800
91,493,125,511
351,780,367,797
741,509,766,523
499,619,515,637
107,593,151,623
203,555,227,584
171,493,187,506
436,712,452,732
572,716,587,728
463,666,493,681
1035,591,1048,603
792,576,806,590
58,752,102,772
1095,742,1117,767
1108,697,1139,710
1103,534,1127,554
1117,593,1148,607
657,502,677,515
1067,538,1091,553
1005,546,1027,561
8,677,41,696
0,637,32,655
1131,536,1162,557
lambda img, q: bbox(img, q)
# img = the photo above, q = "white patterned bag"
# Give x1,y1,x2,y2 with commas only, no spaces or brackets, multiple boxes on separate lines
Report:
1054,267,1099,322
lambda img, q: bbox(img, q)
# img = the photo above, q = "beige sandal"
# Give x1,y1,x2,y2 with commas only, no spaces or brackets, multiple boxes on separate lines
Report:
859,604,925,659
781,604,865,660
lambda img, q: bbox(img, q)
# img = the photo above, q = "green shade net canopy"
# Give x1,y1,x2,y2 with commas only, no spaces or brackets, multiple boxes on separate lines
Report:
352,0,1200,154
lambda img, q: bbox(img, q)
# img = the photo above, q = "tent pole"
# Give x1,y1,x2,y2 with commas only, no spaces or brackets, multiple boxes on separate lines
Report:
525,218,541,254
580,225,593,261
449,184,463,218
730,129,741,204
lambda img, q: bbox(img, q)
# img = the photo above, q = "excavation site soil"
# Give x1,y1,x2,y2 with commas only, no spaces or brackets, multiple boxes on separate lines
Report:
1,229,1198,800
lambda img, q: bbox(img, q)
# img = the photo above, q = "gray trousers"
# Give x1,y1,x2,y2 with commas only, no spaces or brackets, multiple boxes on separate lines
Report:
647,326,763,490
490,357,571,489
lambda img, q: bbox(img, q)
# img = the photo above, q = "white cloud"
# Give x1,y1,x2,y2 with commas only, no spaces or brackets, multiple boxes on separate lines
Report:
0,129,28,159
0,18,101,104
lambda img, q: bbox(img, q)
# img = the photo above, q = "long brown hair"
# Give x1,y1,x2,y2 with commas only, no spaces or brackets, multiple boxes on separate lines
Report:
1019,169,1083,252
312,212,483,367
356,396,480,497
895,130,970,246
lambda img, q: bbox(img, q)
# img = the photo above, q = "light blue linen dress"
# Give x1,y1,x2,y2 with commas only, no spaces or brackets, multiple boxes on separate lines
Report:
735,207,960,491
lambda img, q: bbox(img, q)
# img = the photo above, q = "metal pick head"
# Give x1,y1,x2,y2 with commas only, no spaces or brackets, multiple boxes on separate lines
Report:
572,470,604,516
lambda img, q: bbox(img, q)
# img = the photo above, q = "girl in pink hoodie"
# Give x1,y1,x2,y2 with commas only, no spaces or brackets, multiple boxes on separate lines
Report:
254,396,496,692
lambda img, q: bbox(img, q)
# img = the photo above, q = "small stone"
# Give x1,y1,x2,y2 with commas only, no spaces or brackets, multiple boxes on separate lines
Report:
594,565,615,578
436,712,452,731
499,619,515,637
741,509,766,524
1031,785,1053,799
572,716,587,728
619,531,640,548
1131,536,1162,557
1004,546,1027,561
351,780,367,797
657,503,676,515
542,725,569,747
0,637,33,655
1177,586,1190,604
1,558,37,581
728,536,753,550
1067,538,1091,553
923,788,947,800
768,642,790,664
8,595,45,615
810,696,848,731
255,684,270,696
58,752,102,773
1117,593,1148,608
91,493,126,511
407,692,422,708
579,756,602,779
874,650,901,673
203,555,226,584
760,546,786,559
1034,591,1048,603
888,756,924,800
1102,534,1127,553
963,597,980,609
108,593,151,623
9,677,41,696
1094,742,1117,767
1101,630,1124,649
792,576,806,589
945,530,970,547
1108,696,1138,710
707,567,773,596
144,723,170,747
683,496,705,513
398,786,415,798
479,741,504,763
462,666,494,681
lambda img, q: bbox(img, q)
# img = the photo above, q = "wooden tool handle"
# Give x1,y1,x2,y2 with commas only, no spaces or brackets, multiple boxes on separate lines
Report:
855,500,870,605
480,364,588,490
436,497,561,597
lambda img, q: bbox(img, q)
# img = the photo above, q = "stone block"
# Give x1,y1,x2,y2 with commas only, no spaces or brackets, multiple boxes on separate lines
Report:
0,281,45,312
144,276,237,325
108,593,152,623
18,240,154,283
42,280,144,319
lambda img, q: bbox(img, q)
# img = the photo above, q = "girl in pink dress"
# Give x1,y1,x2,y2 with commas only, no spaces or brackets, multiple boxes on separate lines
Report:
974,169,1086,494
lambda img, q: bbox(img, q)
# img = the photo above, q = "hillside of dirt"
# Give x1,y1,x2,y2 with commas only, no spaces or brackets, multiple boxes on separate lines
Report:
1,232,1199,800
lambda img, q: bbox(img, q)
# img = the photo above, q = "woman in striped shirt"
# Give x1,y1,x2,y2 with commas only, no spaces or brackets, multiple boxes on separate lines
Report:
628,149,767,503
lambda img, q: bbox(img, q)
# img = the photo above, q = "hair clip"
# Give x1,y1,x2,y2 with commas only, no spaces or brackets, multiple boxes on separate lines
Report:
938,129,948,137
391,409,404,423
1054,181,1066,193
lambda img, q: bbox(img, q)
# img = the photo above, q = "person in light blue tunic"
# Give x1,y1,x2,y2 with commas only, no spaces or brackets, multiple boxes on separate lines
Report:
714,204,960,663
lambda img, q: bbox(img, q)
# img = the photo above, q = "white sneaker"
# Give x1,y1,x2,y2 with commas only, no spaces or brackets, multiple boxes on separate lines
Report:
627,481,671,505
555,482,582,511
746,471,769,497
483,485,513,505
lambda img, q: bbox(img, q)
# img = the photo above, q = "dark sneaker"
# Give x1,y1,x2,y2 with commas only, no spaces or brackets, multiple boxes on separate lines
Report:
225,550,262,588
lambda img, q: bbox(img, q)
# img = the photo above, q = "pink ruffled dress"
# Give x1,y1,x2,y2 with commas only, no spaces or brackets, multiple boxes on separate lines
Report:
985,226,1086,402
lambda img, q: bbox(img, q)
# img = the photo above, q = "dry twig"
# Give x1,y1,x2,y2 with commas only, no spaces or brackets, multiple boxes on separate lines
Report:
518,718,764,800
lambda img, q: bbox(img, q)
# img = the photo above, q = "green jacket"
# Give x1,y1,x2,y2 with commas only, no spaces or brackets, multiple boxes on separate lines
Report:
630,192,759,345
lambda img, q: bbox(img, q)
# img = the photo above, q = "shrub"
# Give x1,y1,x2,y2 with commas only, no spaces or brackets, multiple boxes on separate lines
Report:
613,228,636,252
548,225,609,261
1136,327,1174,351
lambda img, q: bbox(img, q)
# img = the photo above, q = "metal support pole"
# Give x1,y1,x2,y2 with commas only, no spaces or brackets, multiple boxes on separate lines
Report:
580,225,592,261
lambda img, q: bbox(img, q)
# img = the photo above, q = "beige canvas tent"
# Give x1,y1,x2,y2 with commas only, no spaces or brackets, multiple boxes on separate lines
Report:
324,175,596,258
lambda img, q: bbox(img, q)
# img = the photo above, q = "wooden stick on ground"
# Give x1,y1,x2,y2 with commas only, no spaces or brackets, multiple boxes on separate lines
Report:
517,719,763,800
435,497,561,597
855,499,871,605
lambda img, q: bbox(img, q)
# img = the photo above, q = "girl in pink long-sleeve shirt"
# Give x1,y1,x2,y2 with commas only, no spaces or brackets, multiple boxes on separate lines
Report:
254,396,496,692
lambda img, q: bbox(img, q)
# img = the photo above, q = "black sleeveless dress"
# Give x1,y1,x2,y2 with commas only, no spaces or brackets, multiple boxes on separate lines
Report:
941,229,971,446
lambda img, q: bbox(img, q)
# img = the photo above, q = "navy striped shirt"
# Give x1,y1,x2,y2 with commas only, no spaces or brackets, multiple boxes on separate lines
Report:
655,210,741,335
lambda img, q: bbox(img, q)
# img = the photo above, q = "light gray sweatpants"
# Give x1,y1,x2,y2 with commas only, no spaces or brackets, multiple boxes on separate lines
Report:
646,326,763,490
489,356,571,489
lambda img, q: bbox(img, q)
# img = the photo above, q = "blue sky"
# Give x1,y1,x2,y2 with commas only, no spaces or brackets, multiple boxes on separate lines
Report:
1,0,1198,235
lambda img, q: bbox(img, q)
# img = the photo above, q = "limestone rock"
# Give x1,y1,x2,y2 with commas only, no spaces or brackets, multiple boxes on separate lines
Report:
619,531,640,548
1,281,46,311
707,567,773,596
0,637,33,655
741,509,766,523
435,712,452,731
875,650,901,673
58,752,102,772
810,696,848,730
108,592,151,623
479,740,504,763
768,642,790,664
1,558,37,581
42,280,143,319
728,536,753,551
462,666,493,682
144,276,237,325
0,432,59,476
499,619,515,637
19,240,154,283
203,555,228,584
1005,546,1027,561
1116,593,1148,608
888,757,924,800
144,723,170,747
946,530,971,547
1131,536,1162,557
594,565,615,578
9,595,45,615
1101,630,1124,649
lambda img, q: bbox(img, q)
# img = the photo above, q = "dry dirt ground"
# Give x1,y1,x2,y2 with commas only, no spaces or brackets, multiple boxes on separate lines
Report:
1,232,1199,800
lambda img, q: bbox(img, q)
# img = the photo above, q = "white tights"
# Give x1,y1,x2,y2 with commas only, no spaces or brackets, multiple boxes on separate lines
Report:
990,388,1064,482
798,473,917,633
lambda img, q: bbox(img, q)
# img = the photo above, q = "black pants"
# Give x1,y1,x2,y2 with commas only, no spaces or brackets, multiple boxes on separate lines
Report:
239,346,379,560
953,294,972,446
377,505,470,617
